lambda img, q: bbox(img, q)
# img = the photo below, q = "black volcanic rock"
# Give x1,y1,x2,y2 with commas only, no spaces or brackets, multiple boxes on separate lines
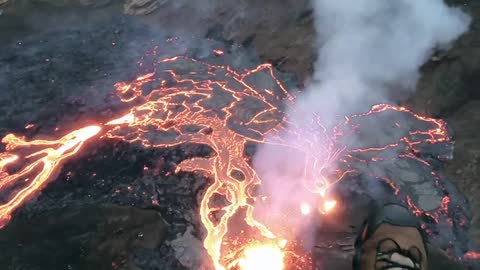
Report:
0,206,168,270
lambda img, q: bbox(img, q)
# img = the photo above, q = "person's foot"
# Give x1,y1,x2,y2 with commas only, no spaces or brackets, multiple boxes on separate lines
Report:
353,203,428,270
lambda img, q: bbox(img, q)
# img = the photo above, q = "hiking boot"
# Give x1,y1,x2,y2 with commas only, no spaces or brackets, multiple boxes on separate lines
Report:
352,202,428,270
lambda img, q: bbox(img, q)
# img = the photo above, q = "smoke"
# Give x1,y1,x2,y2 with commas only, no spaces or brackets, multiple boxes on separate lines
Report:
253,0,471,245
300,0,471,119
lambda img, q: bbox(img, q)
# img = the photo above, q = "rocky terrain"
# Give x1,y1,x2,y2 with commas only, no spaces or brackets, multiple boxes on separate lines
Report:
0,0,479,269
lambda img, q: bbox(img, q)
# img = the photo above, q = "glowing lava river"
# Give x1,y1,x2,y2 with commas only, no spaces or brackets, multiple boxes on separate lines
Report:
0,52,477,269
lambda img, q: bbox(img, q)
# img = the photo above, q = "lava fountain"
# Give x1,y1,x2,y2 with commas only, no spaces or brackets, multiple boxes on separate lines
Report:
0,53,474,269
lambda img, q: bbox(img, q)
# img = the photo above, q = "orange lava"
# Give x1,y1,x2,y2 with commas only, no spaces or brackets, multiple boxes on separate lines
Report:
213,49,225,56
464,251,480,260
0,125,101,228
301,199,337,216
0,53,469,268
237,244,285,270
319,199,337,215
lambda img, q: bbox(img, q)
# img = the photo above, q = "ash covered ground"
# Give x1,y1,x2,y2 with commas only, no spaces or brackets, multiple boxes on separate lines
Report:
0,1,480,270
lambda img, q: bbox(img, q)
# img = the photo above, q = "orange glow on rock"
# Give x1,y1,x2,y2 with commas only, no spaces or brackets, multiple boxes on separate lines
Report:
106,112,136,125
319,199,337,215
213,49,225,56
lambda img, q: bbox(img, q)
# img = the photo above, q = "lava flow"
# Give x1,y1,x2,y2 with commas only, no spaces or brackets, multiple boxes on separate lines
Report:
0,126,101,228
237,244,285,270
0,51,472,269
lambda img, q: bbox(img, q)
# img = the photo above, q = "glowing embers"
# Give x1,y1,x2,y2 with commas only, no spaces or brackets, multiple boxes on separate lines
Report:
300,199,337,216
319,199,337,215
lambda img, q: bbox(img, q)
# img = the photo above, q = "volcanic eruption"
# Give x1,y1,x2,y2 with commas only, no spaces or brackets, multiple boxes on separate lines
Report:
253,0,473,266
0,53,477,268
0,0,478,270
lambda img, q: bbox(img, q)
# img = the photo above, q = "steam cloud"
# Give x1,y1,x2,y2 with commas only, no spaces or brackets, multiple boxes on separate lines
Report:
301,0,471,119
253,0,471,243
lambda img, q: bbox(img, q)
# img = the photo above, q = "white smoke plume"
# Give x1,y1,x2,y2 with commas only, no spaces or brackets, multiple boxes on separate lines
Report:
300,0,471,119
252,0,471,244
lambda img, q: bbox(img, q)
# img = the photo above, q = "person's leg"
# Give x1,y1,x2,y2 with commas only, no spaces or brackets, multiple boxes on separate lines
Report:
353,203,428,270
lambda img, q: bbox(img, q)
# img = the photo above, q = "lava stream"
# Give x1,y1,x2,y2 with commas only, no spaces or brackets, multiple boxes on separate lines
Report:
0,126,101,228
0,55,469,269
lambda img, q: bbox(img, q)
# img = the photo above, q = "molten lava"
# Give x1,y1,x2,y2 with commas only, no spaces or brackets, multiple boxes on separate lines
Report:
0,126,101,228
237,244,285,270
464,251,480,260
320,199,337,215
0,52,471,268
301,199,337,216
